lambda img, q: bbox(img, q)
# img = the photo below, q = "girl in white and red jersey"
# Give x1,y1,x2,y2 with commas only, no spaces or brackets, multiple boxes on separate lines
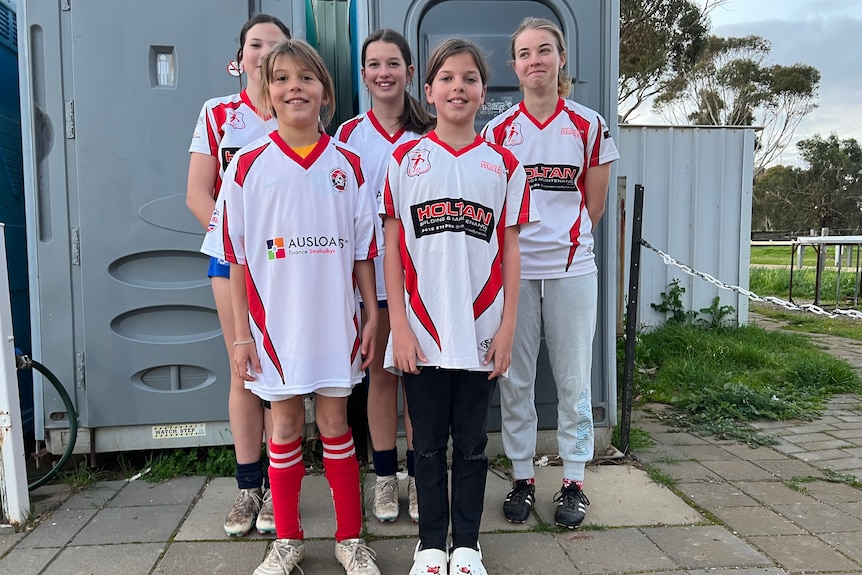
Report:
202,39,380,575
186,14,290,538
382,38,537,575
334,29,435,525
481,17,620,530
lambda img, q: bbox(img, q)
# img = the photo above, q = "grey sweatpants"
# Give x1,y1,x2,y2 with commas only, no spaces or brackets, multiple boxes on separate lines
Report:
499,272,597,482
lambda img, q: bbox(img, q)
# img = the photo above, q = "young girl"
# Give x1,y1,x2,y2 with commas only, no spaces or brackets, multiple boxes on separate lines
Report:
334,28,434,524
186,14,291,537
202,39,381,575
382,38,537,575
482,17,620,529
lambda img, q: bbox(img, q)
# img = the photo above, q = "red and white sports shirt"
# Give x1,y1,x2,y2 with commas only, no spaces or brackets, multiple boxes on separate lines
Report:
201,132,379,398
189,90,276,199
482,98,620,279
381,132,538,373
335,110,424,301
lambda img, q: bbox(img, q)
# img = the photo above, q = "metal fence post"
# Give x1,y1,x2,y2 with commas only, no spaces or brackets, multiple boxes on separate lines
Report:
0,223,31,525
620,185,645,455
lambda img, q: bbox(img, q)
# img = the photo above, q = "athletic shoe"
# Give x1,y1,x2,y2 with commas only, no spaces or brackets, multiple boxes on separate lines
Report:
407,476,420,522
450,545,487,575
503,479,535,523
335,538,380,575
553,483,590,529
372,474,399,522
224,487,262,537
408,542,448,575
253,539,305,575
256,489,276,534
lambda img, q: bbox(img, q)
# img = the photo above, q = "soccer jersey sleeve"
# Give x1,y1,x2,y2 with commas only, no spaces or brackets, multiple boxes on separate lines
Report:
189,100,219,156
590,113,621,167
201,161,246,265
380,153,401,219
499,148,539,228
354,178,380,261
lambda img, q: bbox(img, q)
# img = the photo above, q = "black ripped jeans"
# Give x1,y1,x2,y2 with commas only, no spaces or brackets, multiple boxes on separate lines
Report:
404,368,497,551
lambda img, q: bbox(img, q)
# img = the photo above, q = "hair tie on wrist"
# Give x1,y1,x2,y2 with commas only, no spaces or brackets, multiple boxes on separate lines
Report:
233,338,255,347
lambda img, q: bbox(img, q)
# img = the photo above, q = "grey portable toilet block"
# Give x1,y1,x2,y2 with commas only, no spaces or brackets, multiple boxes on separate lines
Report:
355,0,620,451
18,0,309,454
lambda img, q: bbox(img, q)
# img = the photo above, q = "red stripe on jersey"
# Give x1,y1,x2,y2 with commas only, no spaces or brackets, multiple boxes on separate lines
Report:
334,143,366,188
366,228,379,259
239,89,263,117
383,138,425,217
245,267,286,383
270,132,331,170
589,114,603,167
428,132,483,157
233,142,270,187
399,222,441,350
367,110,406,144
473,204,506,319
519,99,565,130
561,106,593,271
336,116,364,143
350,313,360,363
221,205,237,263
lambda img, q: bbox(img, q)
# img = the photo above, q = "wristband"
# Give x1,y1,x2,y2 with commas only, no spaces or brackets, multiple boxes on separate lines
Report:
233,338,255,347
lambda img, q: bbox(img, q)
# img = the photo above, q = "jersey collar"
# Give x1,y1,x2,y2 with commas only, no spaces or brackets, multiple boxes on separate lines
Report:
269,131,330,169
367,109,406,144
427,131,483,157
518,98,564,130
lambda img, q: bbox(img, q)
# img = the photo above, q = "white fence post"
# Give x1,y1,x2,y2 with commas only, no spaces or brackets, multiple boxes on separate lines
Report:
0,223,30,525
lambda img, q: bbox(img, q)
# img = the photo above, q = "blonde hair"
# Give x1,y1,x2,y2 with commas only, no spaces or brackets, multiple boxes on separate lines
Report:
510,17,572,98
258,39,336,126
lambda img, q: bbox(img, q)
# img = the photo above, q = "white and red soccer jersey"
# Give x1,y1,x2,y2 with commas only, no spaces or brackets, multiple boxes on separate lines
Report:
189,90,277,199
335,110,424,301
381,132,538,373
201,132,379,398
482,98,620,279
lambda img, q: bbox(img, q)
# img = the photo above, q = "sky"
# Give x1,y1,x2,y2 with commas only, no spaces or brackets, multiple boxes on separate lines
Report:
633,0,862,166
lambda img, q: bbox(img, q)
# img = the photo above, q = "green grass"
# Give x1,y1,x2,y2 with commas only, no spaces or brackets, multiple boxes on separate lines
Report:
631,322,862,442
145,446,237,482
752,304,862,341
749,266,861,303
750,245,842,267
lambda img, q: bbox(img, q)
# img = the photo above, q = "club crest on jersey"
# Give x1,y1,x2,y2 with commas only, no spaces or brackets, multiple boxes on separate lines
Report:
407,149,431,177
267,237,286,260
227,110,245,129
330,168,348,192
207,208,220,232
505,122,524,146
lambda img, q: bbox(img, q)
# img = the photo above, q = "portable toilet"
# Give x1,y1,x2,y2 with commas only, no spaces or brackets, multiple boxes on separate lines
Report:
18,0,310,454
352,0,620,451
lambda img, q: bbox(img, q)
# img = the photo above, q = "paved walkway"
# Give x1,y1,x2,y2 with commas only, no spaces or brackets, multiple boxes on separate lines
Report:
1,311,861,574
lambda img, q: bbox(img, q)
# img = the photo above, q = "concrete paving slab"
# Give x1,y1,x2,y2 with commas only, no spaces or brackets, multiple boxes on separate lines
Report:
554,528,678,574
710,506,806,536
843,501,862,521
772,503,862,533
732,481,815,506
750,458,822,479
720,444,789,461
818,532,862,565
783,432,836,444
783,423,840,434
26,484,72,517
748,534,861,573
481,532,580,575
62,480,125,509
800,480,862,503
533,465,703,528
15,507,97,549
648,432,711,446
299,475,338,539
812,457,862,471
0,527,26,555
173,477,270,541
154,540,269,574
845,447,862,457
678,482,758,509
685,569,789,575
0,546,59,575
630,444,687,464
41,543,164,575
698,460,780,482
107,476,205,507
796,439,856,451
649,461,719,483
769,440,806,455
642,526,772,569
365,538,419,575
831,429,862,439
674,444,742,462
70,504,188,545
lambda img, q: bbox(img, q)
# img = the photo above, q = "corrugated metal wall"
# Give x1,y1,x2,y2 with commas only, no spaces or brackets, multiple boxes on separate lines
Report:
617,126,756,329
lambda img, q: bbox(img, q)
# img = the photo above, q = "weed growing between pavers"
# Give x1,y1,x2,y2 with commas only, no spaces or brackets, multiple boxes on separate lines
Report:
789,469,862,490
59,457,113,491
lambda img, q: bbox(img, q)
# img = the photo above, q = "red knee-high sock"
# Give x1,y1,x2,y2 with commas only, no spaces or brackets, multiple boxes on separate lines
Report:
321,429,362,541
268,437,305,540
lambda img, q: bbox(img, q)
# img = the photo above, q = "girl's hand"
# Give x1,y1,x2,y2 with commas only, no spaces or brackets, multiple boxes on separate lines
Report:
484,324,515,379
233,341,261,382
391,325,427,375
360,316,377,370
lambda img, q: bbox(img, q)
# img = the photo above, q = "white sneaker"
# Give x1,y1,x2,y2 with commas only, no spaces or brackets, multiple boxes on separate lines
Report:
450,545,487,575
224,487,262,537
409,542,448,575
253,539,305,575
335,538,380,575
407,476,419,523
256,489,276,534
372,474,399,522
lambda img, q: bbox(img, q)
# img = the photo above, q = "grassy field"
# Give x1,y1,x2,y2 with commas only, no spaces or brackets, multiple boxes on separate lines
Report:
750,245,846,267
752,303,862,340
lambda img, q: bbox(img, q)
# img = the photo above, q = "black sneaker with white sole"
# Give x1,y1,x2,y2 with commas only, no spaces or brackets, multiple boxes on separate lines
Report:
553,483,590,529
503,479,535,523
